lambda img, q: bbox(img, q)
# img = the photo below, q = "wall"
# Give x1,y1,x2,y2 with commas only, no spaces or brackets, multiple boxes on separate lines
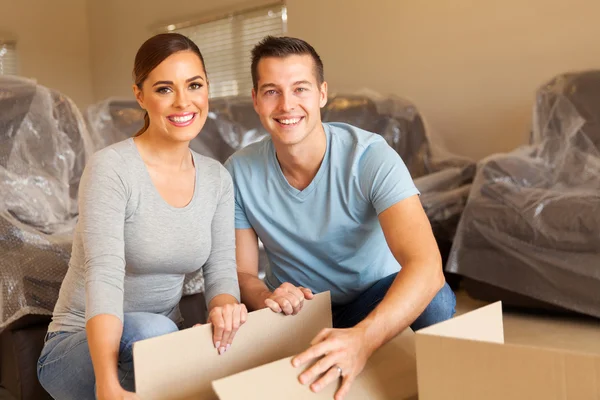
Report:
286,0,600,159
86,0,270,103
87,0,600,159
0,0,94,107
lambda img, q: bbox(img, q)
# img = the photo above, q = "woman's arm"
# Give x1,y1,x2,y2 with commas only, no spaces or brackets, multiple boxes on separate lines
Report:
87,315,136,398
79,150,136,397
202,167,246,354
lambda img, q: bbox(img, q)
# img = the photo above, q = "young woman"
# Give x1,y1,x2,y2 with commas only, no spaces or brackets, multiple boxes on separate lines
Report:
37,33,247,400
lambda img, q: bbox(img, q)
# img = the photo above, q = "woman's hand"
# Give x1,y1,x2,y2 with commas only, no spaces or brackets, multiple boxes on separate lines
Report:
205,294,248,355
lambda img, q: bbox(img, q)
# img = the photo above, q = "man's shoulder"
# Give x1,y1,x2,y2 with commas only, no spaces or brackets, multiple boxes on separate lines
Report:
325,122,387,151
225,136,272,172
325,122,393,170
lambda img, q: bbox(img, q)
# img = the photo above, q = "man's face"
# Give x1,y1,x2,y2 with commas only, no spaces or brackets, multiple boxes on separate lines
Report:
252,55,327,147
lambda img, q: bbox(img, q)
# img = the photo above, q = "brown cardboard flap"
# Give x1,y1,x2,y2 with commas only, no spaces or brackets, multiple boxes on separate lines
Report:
416,301,600,399
133,292,332,400
418,301,504,343
212,328,418,400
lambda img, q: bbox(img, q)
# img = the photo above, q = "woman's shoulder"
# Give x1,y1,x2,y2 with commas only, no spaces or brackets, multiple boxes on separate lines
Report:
90,138,133,165
84,138,137,184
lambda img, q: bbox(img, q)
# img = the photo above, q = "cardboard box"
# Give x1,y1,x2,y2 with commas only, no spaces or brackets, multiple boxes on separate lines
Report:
415,301,600,399
134,292,418,399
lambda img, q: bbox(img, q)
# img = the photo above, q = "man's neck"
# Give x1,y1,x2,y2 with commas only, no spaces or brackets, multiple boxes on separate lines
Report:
274,125,327,191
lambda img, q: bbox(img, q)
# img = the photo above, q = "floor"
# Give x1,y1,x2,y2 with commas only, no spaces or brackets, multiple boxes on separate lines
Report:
454,289,600,355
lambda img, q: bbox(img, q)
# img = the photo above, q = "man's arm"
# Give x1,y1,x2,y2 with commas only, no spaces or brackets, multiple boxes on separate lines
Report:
357,194,445,348
292,195,445,400
236,228,313,314
235,228,270,311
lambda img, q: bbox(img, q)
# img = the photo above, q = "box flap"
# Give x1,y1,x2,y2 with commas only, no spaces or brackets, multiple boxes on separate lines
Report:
416,302,600,399
212,327,418,399
417,301,504,343
134,292,332,400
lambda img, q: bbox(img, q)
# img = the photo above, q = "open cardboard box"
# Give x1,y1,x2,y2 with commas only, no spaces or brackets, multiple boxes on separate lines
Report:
415,301,600,399
133,292,418,399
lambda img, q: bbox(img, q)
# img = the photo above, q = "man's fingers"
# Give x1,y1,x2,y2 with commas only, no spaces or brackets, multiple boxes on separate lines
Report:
279,296,295,315
334,375,355,400
310,328,332,346
292,339,337,368
265,298,282,313
282,292,303,314
299,286,314,299
298,353,337,385
289,286,306,304
310,364,343,393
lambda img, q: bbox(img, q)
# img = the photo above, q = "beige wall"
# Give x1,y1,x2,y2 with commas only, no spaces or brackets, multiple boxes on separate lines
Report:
287,0,600,159
86,0,600,159
0,0,93,107
87,0,267,103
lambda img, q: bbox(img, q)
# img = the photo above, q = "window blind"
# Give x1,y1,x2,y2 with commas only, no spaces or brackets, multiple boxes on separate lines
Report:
174,4,287,98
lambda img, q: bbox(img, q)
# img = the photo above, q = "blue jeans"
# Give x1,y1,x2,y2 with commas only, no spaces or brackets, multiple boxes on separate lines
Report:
37,312,179,400
332,273,456,330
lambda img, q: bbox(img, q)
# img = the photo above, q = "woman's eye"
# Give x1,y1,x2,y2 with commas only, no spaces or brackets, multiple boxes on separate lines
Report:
156,87,172,94
189,83,203,90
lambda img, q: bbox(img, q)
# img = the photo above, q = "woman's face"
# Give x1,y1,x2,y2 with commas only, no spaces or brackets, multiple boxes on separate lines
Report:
134,50,209,143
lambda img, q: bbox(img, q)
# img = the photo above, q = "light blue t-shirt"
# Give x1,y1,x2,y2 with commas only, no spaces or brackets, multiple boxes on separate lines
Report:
224,122,420,305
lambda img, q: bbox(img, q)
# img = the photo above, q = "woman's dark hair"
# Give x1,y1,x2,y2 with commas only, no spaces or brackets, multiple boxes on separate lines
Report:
132,33,206,136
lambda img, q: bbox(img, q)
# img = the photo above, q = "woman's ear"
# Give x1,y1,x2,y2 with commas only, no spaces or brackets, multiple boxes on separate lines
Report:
132,84,145,110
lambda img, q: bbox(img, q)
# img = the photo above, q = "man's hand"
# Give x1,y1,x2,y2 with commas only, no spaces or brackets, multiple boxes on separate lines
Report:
204,302,248,355
291,327,375,400
264,282,314,315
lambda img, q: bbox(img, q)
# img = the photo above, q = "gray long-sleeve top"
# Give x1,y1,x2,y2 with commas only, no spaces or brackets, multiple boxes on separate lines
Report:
48,138,240,332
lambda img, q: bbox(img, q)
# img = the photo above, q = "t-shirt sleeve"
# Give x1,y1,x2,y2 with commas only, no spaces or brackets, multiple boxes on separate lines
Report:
224,157,253,230
79,150,129,323
358,140,420,215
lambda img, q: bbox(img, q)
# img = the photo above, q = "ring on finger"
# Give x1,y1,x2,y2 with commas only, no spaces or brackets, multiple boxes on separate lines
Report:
333,364,343,377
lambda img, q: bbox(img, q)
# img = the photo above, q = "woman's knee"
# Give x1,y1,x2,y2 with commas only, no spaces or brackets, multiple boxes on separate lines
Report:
122,312,179,344
37,332,96,400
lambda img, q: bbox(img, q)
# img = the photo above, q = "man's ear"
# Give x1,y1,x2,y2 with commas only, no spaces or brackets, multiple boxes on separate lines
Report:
252,88,259,114
319,81,328,108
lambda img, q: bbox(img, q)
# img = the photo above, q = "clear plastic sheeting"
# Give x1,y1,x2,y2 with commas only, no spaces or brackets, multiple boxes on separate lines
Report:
85,98,145,152
0,76,91,234
447,69,600,318
0,75,93,332
0,212,72,331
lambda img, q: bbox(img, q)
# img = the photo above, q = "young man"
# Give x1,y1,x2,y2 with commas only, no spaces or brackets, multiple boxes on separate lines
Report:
224,36,455,400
